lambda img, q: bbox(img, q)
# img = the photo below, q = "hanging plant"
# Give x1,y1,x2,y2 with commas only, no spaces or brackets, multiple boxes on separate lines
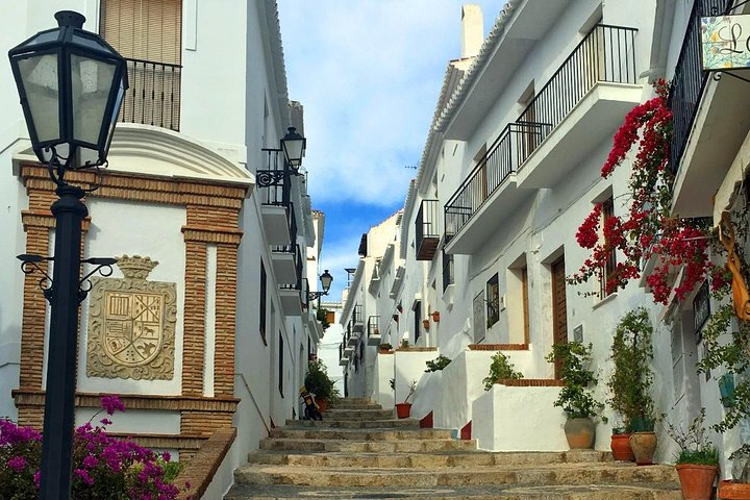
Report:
569,79,729,304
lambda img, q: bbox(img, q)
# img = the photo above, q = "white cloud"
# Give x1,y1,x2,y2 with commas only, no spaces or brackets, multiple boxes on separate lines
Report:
278,0,508,207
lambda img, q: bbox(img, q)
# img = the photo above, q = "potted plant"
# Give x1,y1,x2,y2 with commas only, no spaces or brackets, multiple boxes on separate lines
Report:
611,425,635,461
395,380,417,418
482,352,523,390
664,409,719,500
545,342,604,449
423,319,430,331
608,308,656,464
431,311,440,322
399,339,410,349
425,354,452,373
379,342,393,353
304,359,339,412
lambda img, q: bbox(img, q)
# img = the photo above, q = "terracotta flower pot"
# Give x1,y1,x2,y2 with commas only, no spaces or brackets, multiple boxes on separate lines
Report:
564,417,596,449
629,431,657,465
395,402,412,419
611,433,635,461
719,480,750,499
676,464,718,500
316,399,328,413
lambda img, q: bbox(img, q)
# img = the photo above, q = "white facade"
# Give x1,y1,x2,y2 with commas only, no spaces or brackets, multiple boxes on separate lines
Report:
0,0,328,496
340,0,744,468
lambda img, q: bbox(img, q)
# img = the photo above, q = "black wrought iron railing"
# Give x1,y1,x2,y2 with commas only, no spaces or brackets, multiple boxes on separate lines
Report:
258,149,292,207
668,0,731,175
120,58,181,131
517,25,637,158
444,123,549,240
368,316,380,336
276,244,303,292
416,200,439,246
442,251,454,293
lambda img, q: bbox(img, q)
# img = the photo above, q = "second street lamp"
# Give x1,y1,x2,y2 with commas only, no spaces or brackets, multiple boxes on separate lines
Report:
8,10,128,499
309,270,333,301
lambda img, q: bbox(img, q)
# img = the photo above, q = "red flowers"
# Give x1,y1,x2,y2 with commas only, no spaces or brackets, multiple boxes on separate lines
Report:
571,79,714,304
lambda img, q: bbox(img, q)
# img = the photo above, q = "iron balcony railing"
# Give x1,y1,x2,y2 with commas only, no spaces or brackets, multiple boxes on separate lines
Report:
258,149,292,208
120,58,181,131
416,200,440,260
668,0,731,175
368,316,380,336
353,304,364,325
276,244,303,292
444,122,549,240
516,25,638,163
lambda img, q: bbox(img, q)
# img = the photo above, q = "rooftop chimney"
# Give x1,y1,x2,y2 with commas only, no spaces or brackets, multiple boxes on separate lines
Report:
461,4,483,59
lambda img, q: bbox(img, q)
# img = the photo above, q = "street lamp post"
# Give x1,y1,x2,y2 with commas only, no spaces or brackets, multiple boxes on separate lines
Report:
308,270,333,302
8,11,128,499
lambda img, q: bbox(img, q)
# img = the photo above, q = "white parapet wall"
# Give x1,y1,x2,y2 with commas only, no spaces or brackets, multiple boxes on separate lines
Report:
373,352,395,409
433,350,494,431
472,384,569,451
393,349,438,407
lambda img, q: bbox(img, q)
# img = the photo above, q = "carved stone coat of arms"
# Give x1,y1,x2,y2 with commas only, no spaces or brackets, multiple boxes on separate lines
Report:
86,255,177,380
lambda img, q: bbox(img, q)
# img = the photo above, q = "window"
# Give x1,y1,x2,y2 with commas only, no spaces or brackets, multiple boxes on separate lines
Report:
260,260,267,345
486,274,499,328
599,197,617,300
278,331,284,397
442,251,454,293
99,0,182,130
413,300,423,344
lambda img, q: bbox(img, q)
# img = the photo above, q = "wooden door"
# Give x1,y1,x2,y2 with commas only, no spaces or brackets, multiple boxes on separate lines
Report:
551,257,568,379
522,267,530,345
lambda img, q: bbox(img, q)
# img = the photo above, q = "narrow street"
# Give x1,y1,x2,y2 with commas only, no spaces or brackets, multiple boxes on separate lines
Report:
225,398,681,499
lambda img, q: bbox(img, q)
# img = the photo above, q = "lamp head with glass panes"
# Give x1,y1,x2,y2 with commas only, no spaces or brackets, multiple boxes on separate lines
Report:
8,10,128,175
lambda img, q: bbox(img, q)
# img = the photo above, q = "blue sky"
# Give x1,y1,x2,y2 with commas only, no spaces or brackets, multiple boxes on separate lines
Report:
277,1,508,299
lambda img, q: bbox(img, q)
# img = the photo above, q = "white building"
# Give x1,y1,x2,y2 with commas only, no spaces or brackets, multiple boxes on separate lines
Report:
341,0,745,471
0,0,326,497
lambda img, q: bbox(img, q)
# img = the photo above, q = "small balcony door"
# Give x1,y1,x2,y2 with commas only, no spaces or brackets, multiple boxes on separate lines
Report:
551,256,568,379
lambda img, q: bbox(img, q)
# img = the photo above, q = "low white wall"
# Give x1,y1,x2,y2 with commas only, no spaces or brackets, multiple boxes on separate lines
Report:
433,350,494,431
199,439,237,500
393,350,437,405
472,385,568,451
374,353,395,409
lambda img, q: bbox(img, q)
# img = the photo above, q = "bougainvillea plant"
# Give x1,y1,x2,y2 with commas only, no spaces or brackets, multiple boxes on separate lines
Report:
569,79,729,303
0,395,186,500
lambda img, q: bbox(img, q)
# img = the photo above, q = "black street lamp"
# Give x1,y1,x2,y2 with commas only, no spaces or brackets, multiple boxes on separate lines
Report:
8,11,128,499
308,269,333,301
257,127,308,188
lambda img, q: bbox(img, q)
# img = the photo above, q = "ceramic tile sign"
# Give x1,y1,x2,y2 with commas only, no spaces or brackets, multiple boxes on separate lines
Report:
702,15,750,70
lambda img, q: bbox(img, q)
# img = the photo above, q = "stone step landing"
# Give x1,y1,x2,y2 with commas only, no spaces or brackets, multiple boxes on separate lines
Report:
259,438,479,453
285,418,418,429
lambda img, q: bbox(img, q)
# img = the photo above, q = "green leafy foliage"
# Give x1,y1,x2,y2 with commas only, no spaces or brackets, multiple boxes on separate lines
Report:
425,355,452,373
316,308,332,331
663,409,719,466
608,307,655,430
400,339,410,349
483,352,523,391
304,359,340,402
546,342,604,420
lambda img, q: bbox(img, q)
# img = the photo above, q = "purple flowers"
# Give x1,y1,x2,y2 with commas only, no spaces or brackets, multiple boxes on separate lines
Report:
0,395,183,499
100,394,126,415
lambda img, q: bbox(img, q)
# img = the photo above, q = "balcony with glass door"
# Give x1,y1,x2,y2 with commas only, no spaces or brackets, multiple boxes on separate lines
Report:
416,200,440,261
367,316,381,346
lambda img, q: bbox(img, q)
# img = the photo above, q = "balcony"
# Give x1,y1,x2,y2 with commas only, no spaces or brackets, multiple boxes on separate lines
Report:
278,246,303,316
669,0,748,218
119,58,181,131
259,149,296,246
339,343,350,366
415,200,440,261
444,123,547,254
515,25,641,189
271,244,301,286
353,304,364,333
367,316,381,346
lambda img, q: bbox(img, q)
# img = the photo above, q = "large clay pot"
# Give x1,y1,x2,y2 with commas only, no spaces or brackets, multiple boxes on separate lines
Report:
719,480,750,499
611,433,635,461
316,399,328,413
629,431,657,465
676,464,718,500
564,417,596,449
395,402,412,419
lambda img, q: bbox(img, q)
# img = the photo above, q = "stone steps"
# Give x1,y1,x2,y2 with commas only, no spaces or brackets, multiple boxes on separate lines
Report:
247,450,613,468
225,483,682,499
285,418,418,429
234,462,678,488
259,438,480,453
226,397,681,499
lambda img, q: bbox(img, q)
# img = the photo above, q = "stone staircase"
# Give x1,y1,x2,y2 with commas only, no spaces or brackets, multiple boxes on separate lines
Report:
225,398,681,499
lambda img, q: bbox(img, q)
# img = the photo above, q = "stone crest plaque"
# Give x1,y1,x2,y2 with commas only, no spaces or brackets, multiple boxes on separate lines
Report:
86,255,177,380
